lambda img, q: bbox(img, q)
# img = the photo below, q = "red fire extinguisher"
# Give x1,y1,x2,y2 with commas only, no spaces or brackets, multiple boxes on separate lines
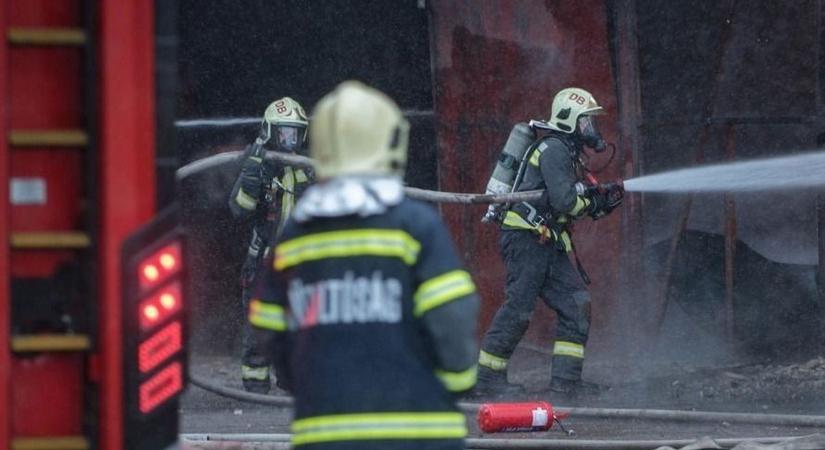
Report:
477,401,571,434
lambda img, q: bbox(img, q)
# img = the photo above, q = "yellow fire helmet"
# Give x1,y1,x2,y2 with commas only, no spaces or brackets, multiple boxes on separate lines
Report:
258,96,309,151
309,80,409,179
546,87,604,134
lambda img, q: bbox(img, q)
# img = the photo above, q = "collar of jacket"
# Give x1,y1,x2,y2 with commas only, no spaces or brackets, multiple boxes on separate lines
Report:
544,130,582,157
292,175,404,223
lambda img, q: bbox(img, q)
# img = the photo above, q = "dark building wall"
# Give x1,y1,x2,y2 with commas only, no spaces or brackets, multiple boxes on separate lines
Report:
637,0,820,256
177,0,436,188
635,0,825,354
177,0,432,118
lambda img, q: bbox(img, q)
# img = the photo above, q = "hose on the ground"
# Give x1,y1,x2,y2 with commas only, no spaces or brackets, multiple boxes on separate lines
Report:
189,373,825,427
189,373,293,407
175,150,543,204
190,372,480,411
181,433,818,450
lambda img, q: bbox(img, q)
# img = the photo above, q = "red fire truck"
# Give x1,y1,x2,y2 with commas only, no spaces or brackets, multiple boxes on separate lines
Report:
0,1,185,449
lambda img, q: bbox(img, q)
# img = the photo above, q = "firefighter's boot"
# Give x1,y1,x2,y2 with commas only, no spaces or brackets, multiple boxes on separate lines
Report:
471,366,525,399
241,365,271,394
549,377,607,397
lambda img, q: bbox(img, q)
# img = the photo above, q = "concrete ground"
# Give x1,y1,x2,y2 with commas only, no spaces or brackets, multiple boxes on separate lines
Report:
181,346,825,444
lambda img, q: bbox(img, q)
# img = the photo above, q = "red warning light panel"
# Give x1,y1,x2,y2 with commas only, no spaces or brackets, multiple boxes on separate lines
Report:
122,208,186,447
138,281,182,331
139,362,183,414
138,321,182,373
138,241,182,292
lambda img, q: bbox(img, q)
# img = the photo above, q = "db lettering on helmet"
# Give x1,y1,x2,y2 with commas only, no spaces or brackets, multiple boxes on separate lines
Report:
568,92,587,105
274,99,290,115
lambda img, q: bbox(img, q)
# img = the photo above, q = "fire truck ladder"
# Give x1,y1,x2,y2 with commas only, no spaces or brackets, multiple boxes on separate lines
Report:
4,2,96,449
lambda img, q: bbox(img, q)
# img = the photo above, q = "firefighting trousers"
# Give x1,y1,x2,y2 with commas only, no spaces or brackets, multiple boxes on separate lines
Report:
480,229,591,381
241,285,271,381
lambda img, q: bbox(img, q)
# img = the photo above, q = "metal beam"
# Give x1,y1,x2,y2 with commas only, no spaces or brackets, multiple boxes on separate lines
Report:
0,0,9,447
7,28,87,46
97,0,156,449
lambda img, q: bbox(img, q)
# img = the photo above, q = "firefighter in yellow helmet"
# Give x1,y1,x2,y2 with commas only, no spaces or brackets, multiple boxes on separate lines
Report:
248,81,479,449
228,96,313,393
475,87,623,398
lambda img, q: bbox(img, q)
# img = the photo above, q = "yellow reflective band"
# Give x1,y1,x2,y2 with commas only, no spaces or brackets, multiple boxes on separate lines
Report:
249,156,263,163
569,196,590,216
503,211,574,252
528,146,543,166
241,365,270,380
478,350,508,371
435,365,478,392
295,169,308,182
291,412,467,446
235,188,258,210
414,270,476,316
560,230,572,252
274,229,421,271
553,340,584,359
502,211,536,230
248,299,287,331
279,168,296,231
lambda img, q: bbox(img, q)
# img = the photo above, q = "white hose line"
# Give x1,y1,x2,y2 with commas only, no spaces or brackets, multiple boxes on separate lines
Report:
180,433,811,450
175,151,543,204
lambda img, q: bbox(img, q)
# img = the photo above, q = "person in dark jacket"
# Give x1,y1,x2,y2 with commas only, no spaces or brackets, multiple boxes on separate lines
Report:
228,96,313,393
249,80,479,450
475,87,623,398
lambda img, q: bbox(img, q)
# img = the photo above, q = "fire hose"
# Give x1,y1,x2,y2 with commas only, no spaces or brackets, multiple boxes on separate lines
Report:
175,150,543,204
180,433,822,450
188,373,825,428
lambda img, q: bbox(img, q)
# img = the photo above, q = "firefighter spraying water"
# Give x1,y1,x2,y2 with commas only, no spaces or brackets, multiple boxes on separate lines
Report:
473,87,624,399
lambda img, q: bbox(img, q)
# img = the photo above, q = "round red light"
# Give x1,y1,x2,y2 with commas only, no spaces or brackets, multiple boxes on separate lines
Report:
159,253,176,270
160,293,176,310
143,305,159,321
143,264,160,281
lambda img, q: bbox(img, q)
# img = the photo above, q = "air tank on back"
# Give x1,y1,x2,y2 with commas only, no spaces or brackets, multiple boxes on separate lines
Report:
481,122,537,222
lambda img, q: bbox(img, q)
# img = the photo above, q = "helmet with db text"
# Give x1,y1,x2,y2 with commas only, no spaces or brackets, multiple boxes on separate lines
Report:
258,96,309,153
546,87,607,152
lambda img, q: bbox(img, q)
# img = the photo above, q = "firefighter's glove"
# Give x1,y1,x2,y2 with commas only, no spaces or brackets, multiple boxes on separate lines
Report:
603,182,624,210
587,192,610,219
587,182,623,219
238,155,272,202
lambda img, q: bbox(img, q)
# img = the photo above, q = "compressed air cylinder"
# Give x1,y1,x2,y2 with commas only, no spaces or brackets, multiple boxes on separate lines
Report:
477,401,555,433
482,123,537,222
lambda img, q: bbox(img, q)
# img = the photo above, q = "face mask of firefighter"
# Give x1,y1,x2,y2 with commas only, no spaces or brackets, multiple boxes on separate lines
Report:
276,126,303,152
260,124,305,153
577,115,606,152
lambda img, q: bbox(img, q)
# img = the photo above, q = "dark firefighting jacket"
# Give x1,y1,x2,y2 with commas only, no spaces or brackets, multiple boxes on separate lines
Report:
249,196,479,448
501,133,591,252
229,148,312,286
